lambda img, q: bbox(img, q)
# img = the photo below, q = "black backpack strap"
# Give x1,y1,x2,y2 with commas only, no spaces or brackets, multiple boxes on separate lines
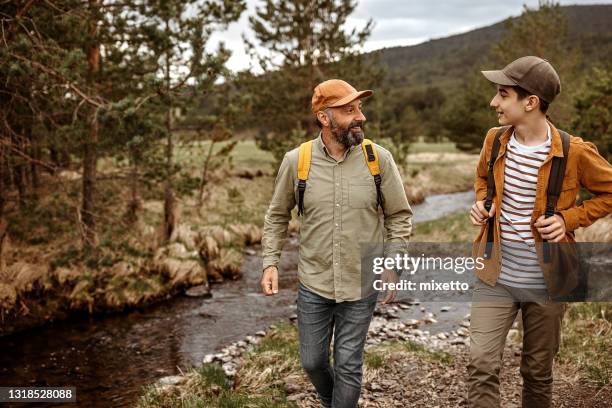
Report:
543,130,571,262
484,126,508,259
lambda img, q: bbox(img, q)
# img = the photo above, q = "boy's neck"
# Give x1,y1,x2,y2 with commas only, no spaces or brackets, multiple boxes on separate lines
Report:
513,116,549,147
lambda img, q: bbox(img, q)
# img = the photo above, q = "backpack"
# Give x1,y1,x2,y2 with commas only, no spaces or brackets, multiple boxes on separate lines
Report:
296,138,383,216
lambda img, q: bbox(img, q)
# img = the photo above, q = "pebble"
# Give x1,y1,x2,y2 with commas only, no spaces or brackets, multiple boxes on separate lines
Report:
158,375,185,386
440,306,451,312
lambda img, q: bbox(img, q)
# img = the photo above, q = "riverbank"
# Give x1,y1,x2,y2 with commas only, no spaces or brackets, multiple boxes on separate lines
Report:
138,302,611,408
0,140,476,336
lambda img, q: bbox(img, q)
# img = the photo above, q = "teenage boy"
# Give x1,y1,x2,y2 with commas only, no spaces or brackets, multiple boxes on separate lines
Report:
468,56,612,407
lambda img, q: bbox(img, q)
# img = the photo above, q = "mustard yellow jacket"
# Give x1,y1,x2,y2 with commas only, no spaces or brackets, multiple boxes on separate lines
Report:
472,122,612,289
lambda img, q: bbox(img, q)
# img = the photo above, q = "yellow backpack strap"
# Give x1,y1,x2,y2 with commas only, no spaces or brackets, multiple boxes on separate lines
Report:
297,140,313,215
360,139,384,210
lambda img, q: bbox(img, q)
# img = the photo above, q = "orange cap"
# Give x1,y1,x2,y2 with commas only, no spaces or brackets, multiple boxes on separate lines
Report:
311,79,372,113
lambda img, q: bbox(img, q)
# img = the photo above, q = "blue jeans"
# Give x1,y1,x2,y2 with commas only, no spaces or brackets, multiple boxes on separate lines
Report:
297,283,377,408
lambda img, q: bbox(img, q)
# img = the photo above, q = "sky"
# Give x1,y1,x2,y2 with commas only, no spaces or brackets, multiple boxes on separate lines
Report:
205,0,612,73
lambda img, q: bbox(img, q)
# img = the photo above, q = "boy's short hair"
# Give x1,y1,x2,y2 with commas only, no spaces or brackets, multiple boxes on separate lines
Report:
513,85,550,114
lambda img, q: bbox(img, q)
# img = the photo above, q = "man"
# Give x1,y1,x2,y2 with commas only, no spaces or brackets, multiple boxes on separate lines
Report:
468,56,612,407
260,79,412,407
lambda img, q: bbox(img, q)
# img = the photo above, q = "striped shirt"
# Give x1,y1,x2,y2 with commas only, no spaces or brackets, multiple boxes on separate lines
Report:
498,125,551,289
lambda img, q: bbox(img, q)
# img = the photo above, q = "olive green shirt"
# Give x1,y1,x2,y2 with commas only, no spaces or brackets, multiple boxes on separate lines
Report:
262,134,413,301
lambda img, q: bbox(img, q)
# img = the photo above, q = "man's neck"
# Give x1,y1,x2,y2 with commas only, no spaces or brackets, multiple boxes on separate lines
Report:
513,116,549,147
321,129,347,161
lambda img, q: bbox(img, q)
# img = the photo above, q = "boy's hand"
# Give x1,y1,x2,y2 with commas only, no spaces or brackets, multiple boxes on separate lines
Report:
260,266,278,295
534,215,566,242
470,200,496,226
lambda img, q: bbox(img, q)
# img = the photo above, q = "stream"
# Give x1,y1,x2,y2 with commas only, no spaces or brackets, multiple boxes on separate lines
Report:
0,190,475,407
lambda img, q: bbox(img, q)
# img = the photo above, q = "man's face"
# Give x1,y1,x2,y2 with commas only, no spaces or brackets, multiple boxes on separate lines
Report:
325,100,367,148
489,85,528,126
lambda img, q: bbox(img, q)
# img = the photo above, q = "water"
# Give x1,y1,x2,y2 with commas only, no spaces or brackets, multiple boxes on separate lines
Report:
0,191,475,407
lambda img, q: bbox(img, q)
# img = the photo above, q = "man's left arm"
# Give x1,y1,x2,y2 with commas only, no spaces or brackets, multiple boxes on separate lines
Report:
380,149,413,249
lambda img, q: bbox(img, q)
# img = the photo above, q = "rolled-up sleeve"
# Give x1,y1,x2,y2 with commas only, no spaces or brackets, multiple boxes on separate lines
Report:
262,153,296,271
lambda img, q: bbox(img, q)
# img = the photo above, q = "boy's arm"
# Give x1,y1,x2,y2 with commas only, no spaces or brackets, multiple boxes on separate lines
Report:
475,128,497,201
559,142,612,232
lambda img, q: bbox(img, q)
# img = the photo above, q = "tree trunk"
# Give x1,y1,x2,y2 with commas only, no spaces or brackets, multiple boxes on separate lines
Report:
81,0,100,248
163,107,176,242
11,131,26,209
0,144,6,218
125,160,141,224
162,18,176,243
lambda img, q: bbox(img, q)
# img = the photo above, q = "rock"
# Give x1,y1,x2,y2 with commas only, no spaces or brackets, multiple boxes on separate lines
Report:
244,248,256,256
404,319,420,326
236,341,247,348
397,302,411,310
289,313,298,322
185,284,211,298
158,375,185,386
423,317,438,324
440,306,451,312
451,338,467,345
412,329,424,337
203,354,215,364
255,330,266,337
245,335,257,344
456,328,469,337
437,332,447,340
222,363,236,376
460,320,470,328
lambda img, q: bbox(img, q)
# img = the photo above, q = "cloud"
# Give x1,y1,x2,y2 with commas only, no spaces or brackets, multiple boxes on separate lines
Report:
206,0,612,72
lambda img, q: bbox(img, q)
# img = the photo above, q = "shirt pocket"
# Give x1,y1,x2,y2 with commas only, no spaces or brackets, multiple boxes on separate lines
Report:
349,181,377,209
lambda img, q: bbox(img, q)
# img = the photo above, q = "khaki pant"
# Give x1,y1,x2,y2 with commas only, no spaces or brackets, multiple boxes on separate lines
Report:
467,280,566,408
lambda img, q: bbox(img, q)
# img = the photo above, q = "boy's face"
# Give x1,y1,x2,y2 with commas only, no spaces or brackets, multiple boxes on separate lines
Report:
489,85,528,126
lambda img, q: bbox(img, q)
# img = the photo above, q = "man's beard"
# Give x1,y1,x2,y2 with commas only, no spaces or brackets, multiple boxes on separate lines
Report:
329,119,365,149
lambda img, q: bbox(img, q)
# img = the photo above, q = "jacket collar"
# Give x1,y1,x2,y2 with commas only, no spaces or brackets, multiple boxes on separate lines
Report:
499,120,564,158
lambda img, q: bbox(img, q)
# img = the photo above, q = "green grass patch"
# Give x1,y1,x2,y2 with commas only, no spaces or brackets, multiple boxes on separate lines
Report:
137,324,301,408
413,210,476,242
558,302,611,386
366,339,454,367
409,141,458,154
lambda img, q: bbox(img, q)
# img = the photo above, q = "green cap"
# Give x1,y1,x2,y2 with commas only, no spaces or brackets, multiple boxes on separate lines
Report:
481,56,561,103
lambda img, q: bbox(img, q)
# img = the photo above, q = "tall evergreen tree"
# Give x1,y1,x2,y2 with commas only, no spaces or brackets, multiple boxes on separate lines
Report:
242,0,382,165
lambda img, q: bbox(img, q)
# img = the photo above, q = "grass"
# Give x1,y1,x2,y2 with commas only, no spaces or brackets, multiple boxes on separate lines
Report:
138,322,301,408
413,210,476,242
558,302,612,386
365,339,455,367
138,321,457,407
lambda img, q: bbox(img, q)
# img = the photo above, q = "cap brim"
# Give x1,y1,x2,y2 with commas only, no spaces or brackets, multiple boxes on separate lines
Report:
481,70,517,86
328,90,373,108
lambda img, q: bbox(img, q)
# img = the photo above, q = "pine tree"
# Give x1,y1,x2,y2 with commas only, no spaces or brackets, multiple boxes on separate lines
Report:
242,0,382,165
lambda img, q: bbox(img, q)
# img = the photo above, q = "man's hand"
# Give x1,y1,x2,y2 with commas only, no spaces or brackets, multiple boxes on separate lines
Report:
260,266,279,295
534,215,566,242
378,269,398,305
470,200,496,226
